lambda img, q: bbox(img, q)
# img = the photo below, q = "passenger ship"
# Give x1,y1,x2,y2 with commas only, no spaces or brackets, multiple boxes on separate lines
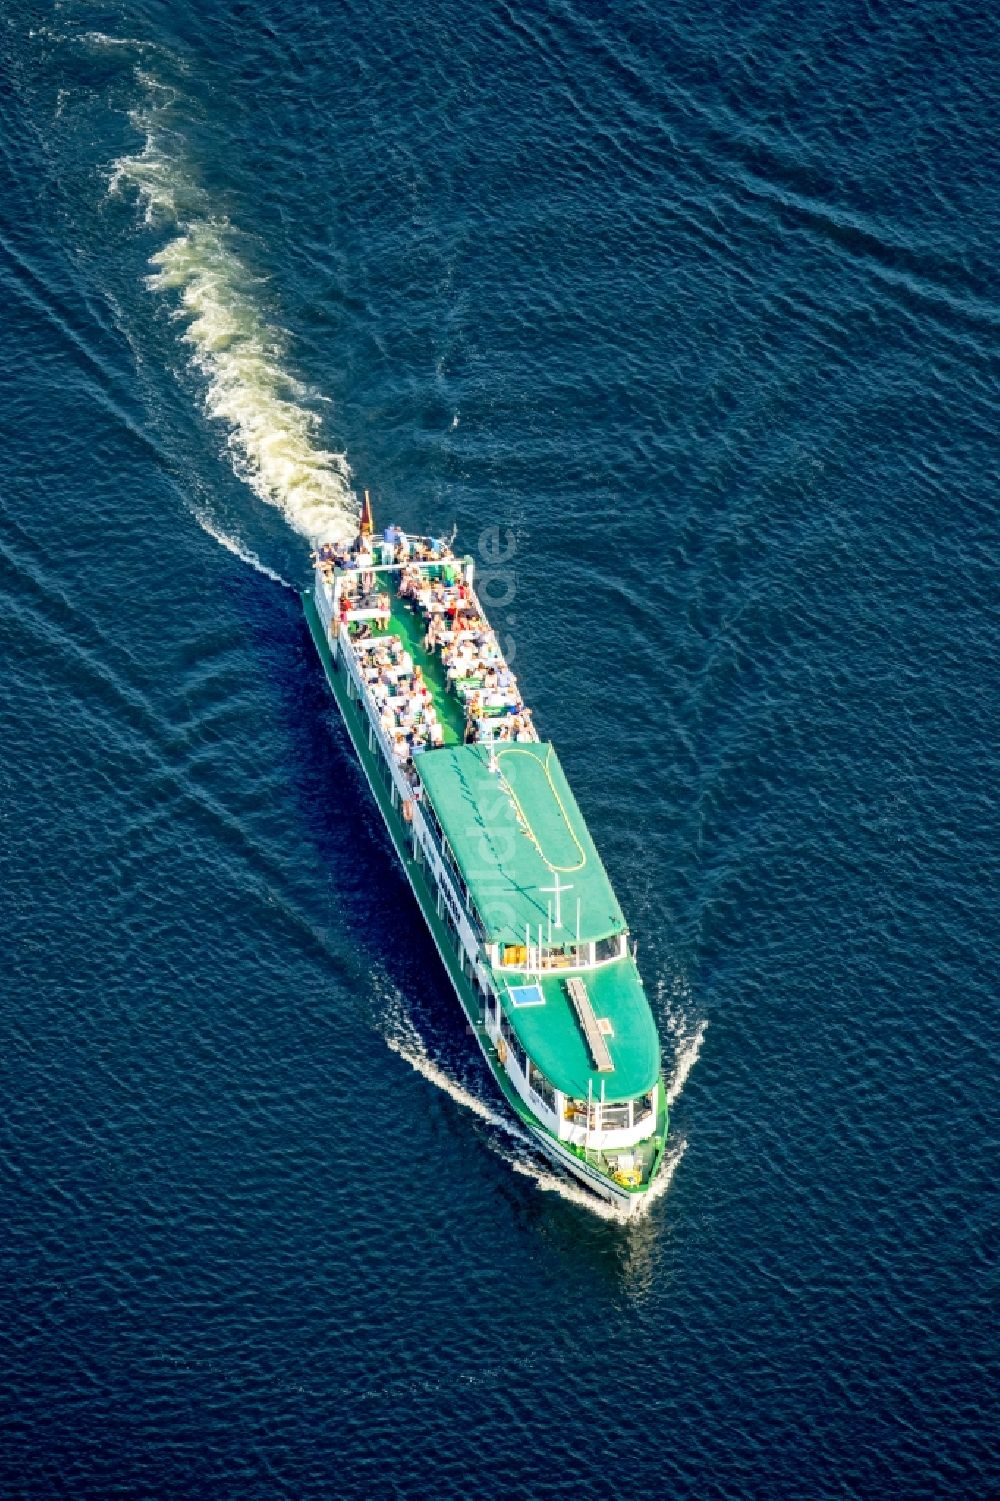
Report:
303,495,667,1214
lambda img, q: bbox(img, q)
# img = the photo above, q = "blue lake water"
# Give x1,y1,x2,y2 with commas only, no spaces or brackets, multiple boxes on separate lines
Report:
1,2,997,1496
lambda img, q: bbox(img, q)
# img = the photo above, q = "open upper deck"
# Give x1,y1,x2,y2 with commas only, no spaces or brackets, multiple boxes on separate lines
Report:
318,532,537,755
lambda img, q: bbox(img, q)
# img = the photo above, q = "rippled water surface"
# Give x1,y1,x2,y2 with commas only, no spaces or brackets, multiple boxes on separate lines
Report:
1,2,997,1496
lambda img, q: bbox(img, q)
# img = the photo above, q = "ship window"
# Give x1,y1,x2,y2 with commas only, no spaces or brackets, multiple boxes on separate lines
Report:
528,1061,556,1113
566,1097,598,1130
499,1011,527,1076
633,1091,655,1128
541,945,575,970
595,935,622,963
601,1102,631,1130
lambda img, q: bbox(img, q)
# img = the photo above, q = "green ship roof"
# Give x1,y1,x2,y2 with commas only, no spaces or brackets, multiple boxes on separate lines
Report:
501,961,660,1102
417,742,626,947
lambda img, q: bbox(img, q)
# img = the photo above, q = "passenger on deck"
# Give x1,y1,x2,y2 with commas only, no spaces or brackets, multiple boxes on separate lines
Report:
372,549,538,749
423,617,443,652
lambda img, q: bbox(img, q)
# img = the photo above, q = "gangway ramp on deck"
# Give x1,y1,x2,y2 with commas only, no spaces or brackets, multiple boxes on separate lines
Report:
565,976,614,1073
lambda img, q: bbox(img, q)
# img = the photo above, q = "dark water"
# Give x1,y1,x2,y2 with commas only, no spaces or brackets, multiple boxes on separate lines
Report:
2,3,997,1496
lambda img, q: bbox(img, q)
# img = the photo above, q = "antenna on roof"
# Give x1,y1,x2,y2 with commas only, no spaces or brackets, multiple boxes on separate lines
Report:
540,871,572,931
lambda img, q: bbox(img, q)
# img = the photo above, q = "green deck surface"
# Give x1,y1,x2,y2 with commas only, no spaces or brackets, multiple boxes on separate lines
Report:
500,959,660,1103
371,590,467,745
415,741,626,947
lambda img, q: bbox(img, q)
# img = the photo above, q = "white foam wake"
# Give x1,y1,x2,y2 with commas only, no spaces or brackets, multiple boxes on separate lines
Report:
666,1017,707,1108
508,1155,636,1222
191,508,291,588
110,70,356,544
385,1026,516,1134
644,1139,687,1206
83,31,166,53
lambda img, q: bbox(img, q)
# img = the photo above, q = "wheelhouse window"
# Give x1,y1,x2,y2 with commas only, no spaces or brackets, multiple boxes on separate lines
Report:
499,1010,527,1076
632,1090,655,1129
497,939,610,971
565,1097,598,1130
539,943,590,970
563,1091,655,1132
600,1102,631,1130
594,933,627,963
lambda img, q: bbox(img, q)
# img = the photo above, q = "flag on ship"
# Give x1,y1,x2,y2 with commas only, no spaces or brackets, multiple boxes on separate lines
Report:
360,489,374,536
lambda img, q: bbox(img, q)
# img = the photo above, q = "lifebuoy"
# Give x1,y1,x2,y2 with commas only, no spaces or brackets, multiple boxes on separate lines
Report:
402,799,414,823
497,1036,508,1066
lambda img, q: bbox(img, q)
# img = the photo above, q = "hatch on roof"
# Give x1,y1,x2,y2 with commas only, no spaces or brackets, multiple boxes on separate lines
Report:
508,982,545,1009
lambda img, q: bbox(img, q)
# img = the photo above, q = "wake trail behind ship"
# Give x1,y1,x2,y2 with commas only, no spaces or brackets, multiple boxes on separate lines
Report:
110,68,356,546
667,1018,707,1109
191,507,292,588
